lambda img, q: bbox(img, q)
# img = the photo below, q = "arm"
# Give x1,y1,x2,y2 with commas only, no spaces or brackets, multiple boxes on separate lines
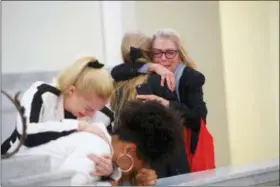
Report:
59,133,114,185
16,82,78,147
111,62,146,81
148,74,177,101
136,74,178,107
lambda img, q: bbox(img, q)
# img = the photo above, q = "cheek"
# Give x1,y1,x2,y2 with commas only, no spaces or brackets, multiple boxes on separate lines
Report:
152,56,162,64
174,54,181,63
73,98,85,114
133,160,145,173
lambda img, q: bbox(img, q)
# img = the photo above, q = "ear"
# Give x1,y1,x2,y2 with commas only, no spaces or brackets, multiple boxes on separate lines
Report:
124,143,137,154
65,85,76,96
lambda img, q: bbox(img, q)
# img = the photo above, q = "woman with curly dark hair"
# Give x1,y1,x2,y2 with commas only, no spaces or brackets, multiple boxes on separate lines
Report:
16,100,183,186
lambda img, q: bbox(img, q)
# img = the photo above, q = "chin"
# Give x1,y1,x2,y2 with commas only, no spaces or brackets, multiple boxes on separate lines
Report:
163,65,172,70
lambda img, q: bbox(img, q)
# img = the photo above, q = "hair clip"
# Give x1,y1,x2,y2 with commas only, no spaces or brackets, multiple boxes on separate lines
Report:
87,60,104,69
130,47,143,63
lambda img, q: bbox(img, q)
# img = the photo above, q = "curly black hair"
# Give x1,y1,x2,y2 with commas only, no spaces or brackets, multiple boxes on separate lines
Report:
113,100,184,165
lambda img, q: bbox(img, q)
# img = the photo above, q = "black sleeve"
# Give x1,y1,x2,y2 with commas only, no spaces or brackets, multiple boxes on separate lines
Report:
169,69,207,130
148,74,177,101
100,106,115,135
111,62,146,81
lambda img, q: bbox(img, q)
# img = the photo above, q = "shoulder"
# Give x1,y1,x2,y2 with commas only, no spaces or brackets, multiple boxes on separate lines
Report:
23,81,60,98
181,67,206,87
20,81,61,110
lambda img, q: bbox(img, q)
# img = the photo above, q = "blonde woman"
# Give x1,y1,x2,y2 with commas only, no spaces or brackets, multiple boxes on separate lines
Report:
110,32,190,179
2,57,115,177
111,28,207,157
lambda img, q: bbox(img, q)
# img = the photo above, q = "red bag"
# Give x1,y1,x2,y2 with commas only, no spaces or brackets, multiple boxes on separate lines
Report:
184,118,216,172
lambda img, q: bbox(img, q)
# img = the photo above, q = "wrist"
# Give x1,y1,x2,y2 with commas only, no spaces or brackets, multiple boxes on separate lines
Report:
148,63,157,72
78,121,86,131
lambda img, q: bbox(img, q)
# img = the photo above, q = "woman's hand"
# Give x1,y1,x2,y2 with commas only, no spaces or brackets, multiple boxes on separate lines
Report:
135,168,157,186
136,94,169,107
88,154,113,177
149,63,175,91
78,121,108,142
110,180,119,186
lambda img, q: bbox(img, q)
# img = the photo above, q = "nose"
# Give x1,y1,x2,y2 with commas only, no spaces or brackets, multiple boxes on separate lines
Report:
161,53,167,60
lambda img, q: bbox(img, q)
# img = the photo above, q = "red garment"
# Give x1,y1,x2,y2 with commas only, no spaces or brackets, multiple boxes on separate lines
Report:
184,118,216,172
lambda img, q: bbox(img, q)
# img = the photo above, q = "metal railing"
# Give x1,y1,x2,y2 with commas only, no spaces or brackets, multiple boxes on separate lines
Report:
1,90,27,159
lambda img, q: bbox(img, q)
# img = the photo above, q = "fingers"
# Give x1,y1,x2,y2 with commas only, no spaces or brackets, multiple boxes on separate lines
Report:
166,75,173,91
136,168,157,186
169,73,176,91
161,72,175,91
161,75,165,87
88,154,113,176
136,95,153,100
136,95,159,102
84,126,107,141
110,180,119,186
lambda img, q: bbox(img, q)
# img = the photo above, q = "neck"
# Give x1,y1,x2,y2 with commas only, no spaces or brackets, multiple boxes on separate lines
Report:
171,62,179,72
111,135,118,163
63,95,71,112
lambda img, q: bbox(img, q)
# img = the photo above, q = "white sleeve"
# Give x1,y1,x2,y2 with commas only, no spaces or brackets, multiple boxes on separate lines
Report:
58,133,112,186
19,119,78,135
16,82,78,135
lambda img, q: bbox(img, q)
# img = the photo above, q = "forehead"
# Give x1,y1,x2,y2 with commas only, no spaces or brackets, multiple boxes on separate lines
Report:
152,37,177,50
81,93,107,109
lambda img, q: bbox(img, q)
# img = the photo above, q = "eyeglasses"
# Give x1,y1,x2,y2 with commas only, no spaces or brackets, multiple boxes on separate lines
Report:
151,49,179,59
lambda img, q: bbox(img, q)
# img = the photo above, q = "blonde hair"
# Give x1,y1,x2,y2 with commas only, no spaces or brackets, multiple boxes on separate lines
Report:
152,28,197,69
121,31,152,63
56,56,113,100
111,32,151,125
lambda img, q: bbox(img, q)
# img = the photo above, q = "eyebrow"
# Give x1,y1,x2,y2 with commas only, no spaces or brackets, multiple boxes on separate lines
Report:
152,48,177,51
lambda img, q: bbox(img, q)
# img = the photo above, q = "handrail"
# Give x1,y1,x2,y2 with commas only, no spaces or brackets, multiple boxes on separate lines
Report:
1,90,27,159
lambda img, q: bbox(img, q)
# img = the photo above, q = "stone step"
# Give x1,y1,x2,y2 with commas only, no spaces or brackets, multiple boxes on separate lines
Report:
2,170,75,186
1,155,51,181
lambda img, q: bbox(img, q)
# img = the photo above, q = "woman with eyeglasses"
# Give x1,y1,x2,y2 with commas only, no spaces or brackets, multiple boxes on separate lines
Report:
111,28,208,164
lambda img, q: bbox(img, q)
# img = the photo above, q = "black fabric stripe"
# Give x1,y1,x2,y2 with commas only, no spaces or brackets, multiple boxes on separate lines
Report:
29,91,44,123
37,83,61,96
100,106,114,123
190,130,199,154
1,129,18,154
21,130,77,148
107,124,113,135
64,110,77,119
25,83,78,147
29,83,61,123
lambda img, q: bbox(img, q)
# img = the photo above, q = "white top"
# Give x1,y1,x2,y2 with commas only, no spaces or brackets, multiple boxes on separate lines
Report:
4,81,114,154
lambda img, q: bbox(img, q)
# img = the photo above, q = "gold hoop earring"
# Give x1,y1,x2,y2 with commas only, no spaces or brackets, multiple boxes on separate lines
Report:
116,153,134,173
